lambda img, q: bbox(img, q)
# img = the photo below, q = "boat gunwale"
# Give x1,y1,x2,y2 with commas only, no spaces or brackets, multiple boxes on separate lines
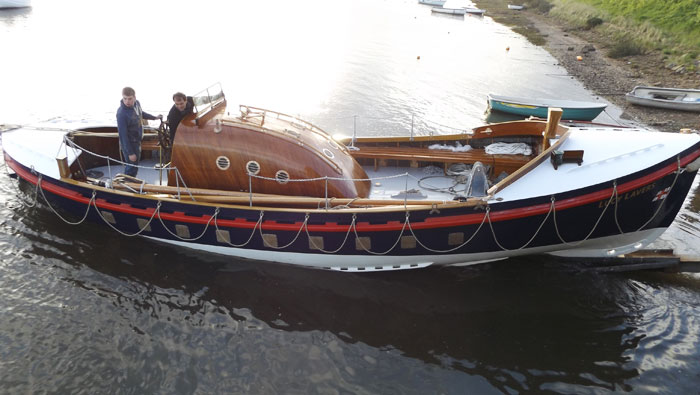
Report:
6,142,699,228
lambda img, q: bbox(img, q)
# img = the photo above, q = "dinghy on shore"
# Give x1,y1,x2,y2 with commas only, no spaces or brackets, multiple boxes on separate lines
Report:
3,84,700,271
626,86,700,112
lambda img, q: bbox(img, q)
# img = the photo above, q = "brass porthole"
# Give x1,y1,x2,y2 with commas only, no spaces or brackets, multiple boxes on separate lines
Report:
322,148,335,159
275,170,290,184
216,156,230,170
246,160,260,175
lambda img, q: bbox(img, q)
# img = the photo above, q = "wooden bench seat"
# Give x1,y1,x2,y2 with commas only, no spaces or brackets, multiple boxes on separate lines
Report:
350,146,533,174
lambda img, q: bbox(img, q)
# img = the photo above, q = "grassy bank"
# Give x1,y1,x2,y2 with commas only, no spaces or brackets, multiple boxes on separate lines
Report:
545,0,699,70
475,0,699,71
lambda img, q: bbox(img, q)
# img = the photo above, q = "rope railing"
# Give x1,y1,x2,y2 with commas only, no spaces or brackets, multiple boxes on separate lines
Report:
5,159,682,258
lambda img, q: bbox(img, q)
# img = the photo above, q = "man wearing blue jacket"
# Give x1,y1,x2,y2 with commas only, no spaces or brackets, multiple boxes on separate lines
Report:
116,87,162,177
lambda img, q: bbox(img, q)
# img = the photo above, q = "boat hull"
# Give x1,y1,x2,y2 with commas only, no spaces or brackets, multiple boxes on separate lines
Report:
5,145,699,271
418,0,445,5
488,95,607,121
626,86,700,112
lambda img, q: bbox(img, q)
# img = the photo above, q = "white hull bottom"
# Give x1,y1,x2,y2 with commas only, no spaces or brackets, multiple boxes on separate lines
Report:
145,228,667,272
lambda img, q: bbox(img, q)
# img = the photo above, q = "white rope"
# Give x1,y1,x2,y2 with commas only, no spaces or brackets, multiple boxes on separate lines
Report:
2,162,39,207
552,187,617,247
487,203,554,251
64,136,179,174
36,176,95,225
249,171,412,184
407,208,489,253
352,212,409,255
214,210,264,248
259,213,308,249
156,206,218,241
615,156,682,233
91,200,160,237
305,215,356,254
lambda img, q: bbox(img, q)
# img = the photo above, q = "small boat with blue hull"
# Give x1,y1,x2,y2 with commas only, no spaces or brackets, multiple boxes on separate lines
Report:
3,85,700,272
488,93,607,121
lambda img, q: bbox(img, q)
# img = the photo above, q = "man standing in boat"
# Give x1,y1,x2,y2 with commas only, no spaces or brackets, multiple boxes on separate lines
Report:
166,92,194,144
116,87,162,177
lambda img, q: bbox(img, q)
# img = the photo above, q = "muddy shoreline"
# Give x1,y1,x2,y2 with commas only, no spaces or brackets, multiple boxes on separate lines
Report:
476,2,700,133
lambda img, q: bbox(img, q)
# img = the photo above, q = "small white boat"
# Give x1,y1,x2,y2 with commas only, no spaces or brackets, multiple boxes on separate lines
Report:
464,7,485,15
626,86,700,112
431,6,484,15
431,6,466,15
419,0,446,6
431,7,465,15
508,4,525,10
0,0,31,8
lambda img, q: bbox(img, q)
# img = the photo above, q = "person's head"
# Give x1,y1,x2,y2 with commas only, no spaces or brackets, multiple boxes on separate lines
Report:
122,87,136,108
172,92,187,112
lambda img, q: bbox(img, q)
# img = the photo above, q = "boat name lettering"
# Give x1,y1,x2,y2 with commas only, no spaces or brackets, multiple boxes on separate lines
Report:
598,183,656,208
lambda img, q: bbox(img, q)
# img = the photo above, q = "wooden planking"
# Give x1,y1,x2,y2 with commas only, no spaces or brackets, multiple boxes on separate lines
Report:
350,146,532,175
542,108,563,151
487,130,571,196
169,107,371,199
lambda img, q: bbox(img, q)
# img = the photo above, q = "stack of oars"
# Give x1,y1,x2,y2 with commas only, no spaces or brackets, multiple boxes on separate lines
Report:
112,182,462,209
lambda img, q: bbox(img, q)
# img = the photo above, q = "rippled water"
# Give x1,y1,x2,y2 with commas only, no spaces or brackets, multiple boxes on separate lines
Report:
2,0,700,393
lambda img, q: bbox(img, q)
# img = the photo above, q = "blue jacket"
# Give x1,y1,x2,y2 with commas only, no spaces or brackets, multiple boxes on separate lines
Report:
116,100,157,156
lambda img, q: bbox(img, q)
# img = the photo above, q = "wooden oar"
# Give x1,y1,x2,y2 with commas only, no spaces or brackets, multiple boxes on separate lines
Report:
113,181,461,207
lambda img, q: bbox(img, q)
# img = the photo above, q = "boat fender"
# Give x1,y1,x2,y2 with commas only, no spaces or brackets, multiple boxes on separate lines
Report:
686,157,700,173
467,161,489,197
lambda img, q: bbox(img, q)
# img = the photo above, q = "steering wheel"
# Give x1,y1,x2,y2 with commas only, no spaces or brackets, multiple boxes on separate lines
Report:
157,119,171,149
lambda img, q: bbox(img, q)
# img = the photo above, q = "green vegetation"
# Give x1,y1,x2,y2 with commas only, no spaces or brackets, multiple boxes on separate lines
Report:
545,0,699,70
585,16,603,29
527,0,553,13
607,39,645,58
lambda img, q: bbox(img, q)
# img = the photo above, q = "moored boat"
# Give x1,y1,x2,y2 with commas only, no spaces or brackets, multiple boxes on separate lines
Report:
431,6,484,15
625,86,700,112
507,4,525,10
419,0,446,5
488,93,607,121
3,85,700,272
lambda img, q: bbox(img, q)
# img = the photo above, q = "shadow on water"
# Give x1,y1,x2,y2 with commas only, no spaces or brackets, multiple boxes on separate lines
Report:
4,187,660,393
484,110,527,124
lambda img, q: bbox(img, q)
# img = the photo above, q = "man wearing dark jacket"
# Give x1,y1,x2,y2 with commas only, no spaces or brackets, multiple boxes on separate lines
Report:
116,87,162,177
166,91,194,144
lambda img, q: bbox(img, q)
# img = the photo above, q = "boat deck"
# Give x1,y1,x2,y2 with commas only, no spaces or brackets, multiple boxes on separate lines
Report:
88,159,169,187
88,160,468,202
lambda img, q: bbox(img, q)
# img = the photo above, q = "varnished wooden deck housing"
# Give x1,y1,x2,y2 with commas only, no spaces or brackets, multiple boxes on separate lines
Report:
347,119,562,176
169,103,371,199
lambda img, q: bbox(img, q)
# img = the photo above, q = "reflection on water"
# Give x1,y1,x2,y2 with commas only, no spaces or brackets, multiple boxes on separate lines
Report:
1,171,699,393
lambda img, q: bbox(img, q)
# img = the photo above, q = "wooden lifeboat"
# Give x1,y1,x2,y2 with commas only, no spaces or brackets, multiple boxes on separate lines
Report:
168,101,371,199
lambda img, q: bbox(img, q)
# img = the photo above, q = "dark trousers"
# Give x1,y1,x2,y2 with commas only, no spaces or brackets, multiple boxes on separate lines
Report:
122,144,141,177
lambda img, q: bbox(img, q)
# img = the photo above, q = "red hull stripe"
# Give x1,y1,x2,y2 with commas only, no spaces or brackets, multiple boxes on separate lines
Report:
6,147,700,232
